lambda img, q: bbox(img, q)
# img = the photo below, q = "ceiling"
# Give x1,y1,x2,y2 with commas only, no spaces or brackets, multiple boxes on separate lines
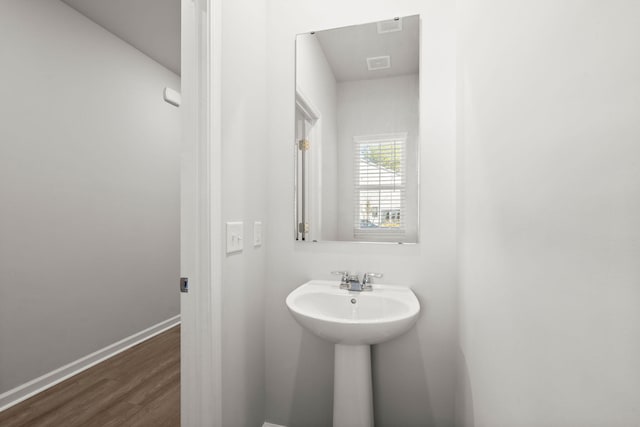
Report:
61,0,181,75
314,15,420,82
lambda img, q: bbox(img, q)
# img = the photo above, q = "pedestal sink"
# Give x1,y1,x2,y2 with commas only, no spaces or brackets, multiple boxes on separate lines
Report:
286,280,420,427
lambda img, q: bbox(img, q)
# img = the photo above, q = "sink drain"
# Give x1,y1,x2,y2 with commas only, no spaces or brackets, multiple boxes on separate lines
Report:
350,298,357,304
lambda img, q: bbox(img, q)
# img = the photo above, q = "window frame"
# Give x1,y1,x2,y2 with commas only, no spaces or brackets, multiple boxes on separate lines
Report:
352,132,408,240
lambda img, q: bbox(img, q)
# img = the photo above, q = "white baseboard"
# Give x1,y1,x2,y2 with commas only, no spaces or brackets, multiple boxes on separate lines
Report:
0,315,181,412
263,423,287,427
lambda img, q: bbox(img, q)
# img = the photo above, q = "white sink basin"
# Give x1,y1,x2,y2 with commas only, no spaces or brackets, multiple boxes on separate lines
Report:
286,279,421,427
286,280,420,345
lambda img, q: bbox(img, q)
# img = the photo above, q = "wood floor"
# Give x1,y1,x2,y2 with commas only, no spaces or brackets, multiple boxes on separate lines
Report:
0,325,180,427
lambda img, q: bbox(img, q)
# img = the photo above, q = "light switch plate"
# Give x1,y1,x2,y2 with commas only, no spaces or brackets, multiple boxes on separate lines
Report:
226,222,244,254
253,221,262,247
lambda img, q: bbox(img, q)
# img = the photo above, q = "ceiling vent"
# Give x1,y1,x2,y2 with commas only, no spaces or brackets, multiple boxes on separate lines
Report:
366,55,391,71
377,17,403,34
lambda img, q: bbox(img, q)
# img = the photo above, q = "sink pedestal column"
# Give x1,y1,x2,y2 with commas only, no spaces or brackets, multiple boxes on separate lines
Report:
333,344,374,427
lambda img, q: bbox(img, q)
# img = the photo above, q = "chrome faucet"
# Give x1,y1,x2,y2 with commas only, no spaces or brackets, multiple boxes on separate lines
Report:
331,271,383,292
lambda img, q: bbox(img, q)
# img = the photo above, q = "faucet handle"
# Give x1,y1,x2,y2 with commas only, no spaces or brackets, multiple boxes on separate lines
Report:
362,272,383,285
332,271,351,289
331,271,350,282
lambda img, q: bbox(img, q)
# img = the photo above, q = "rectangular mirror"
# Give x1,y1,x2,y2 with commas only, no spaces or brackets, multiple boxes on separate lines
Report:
294,15,420,243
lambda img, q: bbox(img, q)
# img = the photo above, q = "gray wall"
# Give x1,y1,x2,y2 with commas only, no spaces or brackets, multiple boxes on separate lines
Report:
266,0,457,425
220,0,268,425
0,0,180,394
457,1,640,425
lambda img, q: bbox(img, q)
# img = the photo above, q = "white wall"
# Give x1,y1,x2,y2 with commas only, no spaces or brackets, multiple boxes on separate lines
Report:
266,1,456,425
337,74,420,241
457,1,640,426
296,34,339,241
0,0,180,394
219,0,268,425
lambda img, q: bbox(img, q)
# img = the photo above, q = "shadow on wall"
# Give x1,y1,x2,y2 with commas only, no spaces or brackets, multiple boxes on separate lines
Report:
454,349,475,427
373,328,434,427
289,330,335,427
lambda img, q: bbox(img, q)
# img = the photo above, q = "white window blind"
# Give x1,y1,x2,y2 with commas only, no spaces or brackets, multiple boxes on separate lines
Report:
353,133,407,239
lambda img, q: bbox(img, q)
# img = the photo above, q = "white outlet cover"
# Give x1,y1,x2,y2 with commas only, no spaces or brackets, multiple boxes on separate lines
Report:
254,221,262,247
226,221,244,254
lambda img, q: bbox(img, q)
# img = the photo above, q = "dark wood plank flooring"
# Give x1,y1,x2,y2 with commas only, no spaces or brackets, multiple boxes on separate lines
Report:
0,325,180,427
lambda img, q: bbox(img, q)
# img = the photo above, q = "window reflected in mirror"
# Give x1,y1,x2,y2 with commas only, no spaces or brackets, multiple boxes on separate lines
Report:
354,133,407,239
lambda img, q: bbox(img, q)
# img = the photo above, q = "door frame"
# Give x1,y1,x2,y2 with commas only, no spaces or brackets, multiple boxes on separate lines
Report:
180,0,222,426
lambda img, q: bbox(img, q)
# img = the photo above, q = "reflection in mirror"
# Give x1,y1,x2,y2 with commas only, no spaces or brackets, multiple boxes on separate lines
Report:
294,15,420,243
